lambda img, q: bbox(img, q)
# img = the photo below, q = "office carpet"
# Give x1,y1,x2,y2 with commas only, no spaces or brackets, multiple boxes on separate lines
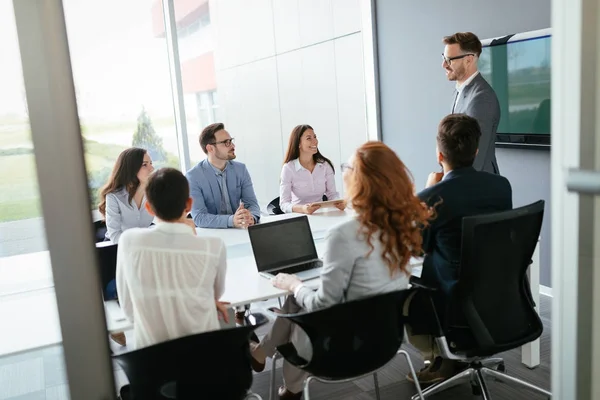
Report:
249,294,552,399
0,295,551,399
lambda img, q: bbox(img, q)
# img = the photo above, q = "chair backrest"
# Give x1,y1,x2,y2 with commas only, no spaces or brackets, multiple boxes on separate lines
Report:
456,200,544,355
267,195,328,215
96,242,117,299
93,219,107,243
278,289,411,380
267,197,283,215
114,323,264,400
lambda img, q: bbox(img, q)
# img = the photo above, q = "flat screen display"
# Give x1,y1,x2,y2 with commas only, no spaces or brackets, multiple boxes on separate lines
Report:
479,29,551,148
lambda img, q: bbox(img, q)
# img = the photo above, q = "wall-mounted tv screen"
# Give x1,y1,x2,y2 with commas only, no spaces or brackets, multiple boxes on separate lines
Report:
479,28,551,149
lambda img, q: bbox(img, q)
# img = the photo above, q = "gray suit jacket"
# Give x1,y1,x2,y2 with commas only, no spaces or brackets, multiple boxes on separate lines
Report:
295,217,410,312
452,73,501,174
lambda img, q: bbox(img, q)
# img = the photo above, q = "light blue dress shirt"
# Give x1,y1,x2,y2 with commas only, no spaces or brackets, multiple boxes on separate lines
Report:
209,163,235,227
104,188,154,243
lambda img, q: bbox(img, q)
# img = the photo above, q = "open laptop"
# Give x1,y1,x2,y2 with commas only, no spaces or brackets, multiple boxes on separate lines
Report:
248,215,323,281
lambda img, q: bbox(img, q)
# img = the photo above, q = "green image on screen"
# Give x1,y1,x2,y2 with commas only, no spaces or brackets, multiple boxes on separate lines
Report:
479,35,551,135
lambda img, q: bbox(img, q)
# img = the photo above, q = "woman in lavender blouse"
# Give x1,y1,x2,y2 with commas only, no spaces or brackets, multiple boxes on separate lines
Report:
279,125,345,214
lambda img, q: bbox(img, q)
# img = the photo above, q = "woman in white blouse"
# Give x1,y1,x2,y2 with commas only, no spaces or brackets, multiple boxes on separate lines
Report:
99,147,155,244
252,141,433,399
279,125,345,214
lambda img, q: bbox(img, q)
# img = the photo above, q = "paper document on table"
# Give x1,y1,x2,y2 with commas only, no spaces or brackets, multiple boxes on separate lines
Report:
411,265,423,278
410,257,423,278
310,199,344,208
105,300,126,322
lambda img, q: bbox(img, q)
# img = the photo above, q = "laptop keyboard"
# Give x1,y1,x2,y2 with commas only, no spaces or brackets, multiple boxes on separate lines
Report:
280,260,322,275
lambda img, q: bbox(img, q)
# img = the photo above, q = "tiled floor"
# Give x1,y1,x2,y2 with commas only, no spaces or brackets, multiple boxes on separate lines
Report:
0,345,128,400
0,296,552,399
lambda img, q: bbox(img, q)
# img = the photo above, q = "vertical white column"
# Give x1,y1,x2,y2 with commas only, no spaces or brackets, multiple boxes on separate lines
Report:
360,0,381,141
162,0,192,172
12,0,116,398
552,0,600,398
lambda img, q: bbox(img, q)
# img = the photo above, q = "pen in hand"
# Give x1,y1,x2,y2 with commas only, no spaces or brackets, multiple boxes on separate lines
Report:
239,200,246,229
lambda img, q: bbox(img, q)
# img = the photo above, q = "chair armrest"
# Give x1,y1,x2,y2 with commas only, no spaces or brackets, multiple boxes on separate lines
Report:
247,312,270,327
276,343,309,368
406,283,445,338
409,276,438,291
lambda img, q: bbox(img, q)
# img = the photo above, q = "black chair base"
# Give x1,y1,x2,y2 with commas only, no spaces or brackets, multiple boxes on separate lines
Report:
270,349,425,400
410,359,551,400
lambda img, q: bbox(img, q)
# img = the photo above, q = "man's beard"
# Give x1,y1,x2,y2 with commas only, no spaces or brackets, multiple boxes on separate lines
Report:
447,66,465,81
217,151,235,161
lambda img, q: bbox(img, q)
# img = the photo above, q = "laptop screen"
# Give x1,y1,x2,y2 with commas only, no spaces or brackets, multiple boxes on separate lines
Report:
248,216,318,272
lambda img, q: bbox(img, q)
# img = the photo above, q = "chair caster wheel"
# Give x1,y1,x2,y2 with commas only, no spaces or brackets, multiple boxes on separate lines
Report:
497,363,506,373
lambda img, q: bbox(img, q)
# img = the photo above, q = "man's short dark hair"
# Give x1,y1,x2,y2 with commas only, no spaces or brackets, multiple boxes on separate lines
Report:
437,114,481,169
443,32,482,58
145,168,190,221
199,122,225,154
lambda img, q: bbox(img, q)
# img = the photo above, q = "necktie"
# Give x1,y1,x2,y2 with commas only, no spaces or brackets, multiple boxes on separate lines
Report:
452,91,459,113
218,172,233,215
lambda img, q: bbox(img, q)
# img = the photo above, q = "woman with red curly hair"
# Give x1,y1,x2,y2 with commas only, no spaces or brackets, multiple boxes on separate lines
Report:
251,141,432,399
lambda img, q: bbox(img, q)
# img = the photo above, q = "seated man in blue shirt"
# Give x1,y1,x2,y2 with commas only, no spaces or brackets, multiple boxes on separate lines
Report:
186,123,260,229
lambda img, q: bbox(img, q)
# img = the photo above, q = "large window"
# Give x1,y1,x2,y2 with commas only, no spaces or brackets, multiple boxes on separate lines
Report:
0,2,70,397
0,0,46,260
63,0,181,211
1,0,183,263
156,0,217,166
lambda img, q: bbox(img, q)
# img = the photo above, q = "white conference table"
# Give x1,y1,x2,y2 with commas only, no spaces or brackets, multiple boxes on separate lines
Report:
105,210,352,333
0,208,541,368
107,208,541,368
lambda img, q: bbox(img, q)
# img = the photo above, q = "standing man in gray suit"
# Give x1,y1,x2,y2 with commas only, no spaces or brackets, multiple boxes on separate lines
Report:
442,32,501,174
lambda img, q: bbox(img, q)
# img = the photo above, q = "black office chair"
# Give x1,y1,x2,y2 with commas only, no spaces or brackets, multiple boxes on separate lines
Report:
273,290,424,400
96,242,118,300
93,219,107,243
267,195,328,215
410,200,551,399
267,197,284,215
115,323,267,400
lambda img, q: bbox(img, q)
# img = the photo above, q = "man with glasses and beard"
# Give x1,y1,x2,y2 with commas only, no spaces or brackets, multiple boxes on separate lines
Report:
186,123,260,229
442,32,501,174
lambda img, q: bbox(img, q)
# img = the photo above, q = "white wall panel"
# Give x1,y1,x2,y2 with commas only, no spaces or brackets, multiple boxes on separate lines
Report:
332,0,361,37
301,41,342,194
215,66,238,137
277,50,305,152
212,0,276,70
213,1,367,207
272,0,301,54
298,0,334,47
218,57,282,205
334,33,367,190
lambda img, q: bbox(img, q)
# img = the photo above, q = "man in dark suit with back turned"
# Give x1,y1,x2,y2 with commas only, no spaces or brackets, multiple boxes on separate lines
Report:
443,32,501,174
405,114,512,385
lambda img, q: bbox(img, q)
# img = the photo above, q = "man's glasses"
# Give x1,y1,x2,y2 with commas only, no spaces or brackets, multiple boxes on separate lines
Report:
341,163,354,172
210,138,235,147
442,53,475,65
